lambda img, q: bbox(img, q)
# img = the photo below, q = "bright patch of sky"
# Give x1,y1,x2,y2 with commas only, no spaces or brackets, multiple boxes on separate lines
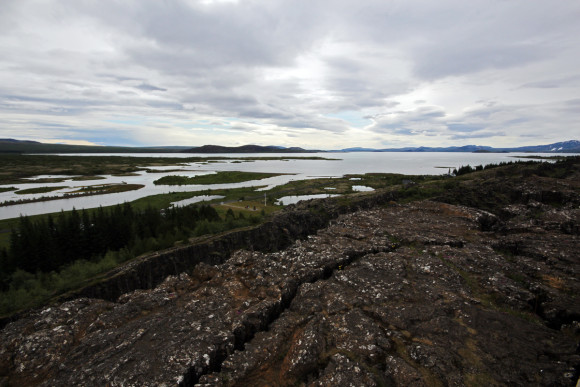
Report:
0,0,578,149
325,112,370,128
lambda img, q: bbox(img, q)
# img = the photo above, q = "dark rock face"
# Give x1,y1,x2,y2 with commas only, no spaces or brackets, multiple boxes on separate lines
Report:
1,161,579,386
49,190,397,305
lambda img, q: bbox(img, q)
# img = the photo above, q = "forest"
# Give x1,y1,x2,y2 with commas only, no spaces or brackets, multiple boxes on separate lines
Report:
0,202,260,314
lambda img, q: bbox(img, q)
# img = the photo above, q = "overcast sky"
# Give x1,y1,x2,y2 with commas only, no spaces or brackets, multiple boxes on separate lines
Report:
1,0,579,149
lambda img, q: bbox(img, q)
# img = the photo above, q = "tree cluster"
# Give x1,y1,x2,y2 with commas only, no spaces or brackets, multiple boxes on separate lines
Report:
0,203,221,289
452,160,529,176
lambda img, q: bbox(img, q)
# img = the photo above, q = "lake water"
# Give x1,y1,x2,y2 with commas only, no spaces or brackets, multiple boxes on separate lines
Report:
0,152,565,219
276,194,340,205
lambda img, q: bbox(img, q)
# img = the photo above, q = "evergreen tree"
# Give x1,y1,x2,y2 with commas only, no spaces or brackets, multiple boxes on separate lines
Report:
3,201,249,282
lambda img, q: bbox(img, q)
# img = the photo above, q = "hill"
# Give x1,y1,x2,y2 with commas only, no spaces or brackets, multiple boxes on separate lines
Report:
0,139,183,154
338,140,580,153
181,144,319,153
2,138,579,154
0,140,318,154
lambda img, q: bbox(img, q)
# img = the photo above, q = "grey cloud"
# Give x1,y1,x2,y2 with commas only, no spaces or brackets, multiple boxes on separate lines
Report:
369,106,446,127
97,74,143,83
450,131,506,140
31,122,75,128
408,108,445,121
145,101,183,110
368,102,532,141
447,123,487,133
320,53,414,110
413,42,547,80
0,95,92,116
238,108,293,121
79,0,327,70
271,114,350,133
409,2,576,80
520,75,580,89
136,83,167,92
227,124,253,132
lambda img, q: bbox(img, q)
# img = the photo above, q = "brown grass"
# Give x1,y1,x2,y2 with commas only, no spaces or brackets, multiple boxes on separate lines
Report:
542,274,567,291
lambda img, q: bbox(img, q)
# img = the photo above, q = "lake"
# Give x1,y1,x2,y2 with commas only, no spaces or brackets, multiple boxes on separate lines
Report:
0,152,563,219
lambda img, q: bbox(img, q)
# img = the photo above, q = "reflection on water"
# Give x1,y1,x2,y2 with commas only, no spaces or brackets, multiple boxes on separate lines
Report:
352,185,374,192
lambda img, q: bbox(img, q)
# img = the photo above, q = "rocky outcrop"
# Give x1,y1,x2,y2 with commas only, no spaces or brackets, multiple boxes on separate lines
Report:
57,191,398,304
1,160,579,386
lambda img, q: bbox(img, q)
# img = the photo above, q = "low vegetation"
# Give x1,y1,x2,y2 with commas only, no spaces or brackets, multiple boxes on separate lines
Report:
15,186,68,195
154,171,284,185
0,202,264,315
451,159,541,176
71,175,107,181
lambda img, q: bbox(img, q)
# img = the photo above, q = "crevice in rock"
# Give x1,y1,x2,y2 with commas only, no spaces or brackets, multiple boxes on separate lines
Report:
491,240,547,262
178,245,395,386
539,308,580,331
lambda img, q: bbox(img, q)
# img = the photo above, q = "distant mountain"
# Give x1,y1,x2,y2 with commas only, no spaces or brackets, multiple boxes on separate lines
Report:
141,146,192,150
0,138,40,144
376,145,496,152
2,138,579,155
336,140,580,153
507,140,580,153
338,147,381,152
182,145,319,153
0,139,185,154
1,139,320,154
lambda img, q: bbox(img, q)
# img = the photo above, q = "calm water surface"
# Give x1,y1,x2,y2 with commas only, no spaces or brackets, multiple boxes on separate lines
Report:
0,152,563,219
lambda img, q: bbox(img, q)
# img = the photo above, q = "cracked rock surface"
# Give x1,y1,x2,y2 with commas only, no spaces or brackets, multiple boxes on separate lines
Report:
1,161,580,386
200,202,579,386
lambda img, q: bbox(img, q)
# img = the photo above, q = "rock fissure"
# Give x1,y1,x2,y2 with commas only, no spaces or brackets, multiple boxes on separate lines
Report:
178,244,396,386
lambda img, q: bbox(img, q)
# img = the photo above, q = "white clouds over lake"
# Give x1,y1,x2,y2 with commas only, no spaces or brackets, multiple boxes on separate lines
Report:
0,0,578,148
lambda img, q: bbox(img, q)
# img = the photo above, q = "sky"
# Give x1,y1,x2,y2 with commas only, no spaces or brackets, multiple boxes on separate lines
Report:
0,0,579,150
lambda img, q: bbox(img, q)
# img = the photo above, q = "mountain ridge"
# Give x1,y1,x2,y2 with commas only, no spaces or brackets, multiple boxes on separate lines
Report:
1,138,579,153
181,144,319,153
335,140,580,153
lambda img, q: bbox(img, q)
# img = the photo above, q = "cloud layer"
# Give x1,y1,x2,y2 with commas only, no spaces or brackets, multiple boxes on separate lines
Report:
1,0,578,148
